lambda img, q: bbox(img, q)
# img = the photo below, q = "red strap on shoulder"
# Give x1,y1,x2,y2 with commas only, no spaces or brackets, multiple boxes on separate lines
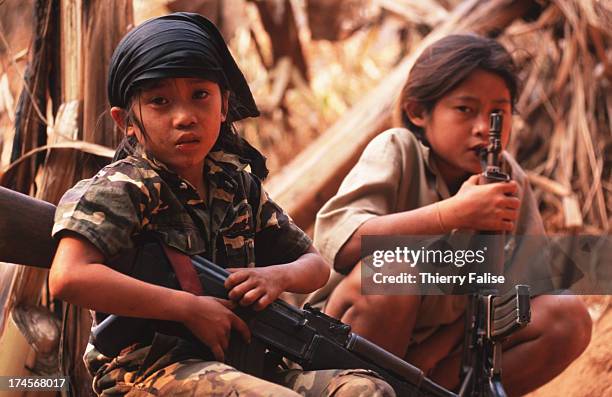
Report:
162,244,204,296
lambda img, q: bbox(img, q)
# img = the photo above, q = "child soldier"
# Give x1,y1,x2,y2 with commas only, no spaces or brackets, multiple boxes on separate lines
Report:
49,13,394,397
310,34,592,396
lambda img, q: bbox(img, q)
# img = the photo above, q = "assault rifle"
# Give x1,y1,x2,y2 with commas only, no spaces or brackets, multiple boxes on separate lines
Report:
91,237,457,397
0,142,530,397
0,186,455,397
457,112,532,397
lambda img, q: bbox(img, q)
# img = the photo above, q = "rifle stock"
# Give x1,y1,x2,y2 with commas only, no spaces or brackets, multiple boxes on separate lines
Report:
0,186,57,268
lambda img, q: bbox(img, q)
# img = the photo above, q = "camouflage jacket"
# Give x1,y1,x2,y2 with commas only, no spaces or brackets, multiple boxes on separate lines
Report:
52,149,312,373
53,149,311,268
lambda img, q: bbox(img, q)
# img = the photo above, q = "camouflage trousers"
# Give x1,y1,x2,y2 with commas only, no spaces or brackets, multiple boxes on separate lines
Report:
89,334,395,397
94,359,395,396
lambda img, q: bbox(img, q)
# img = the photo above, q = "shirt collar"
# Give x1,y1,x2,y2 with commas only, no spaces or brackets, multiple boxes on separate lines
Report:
133,149,249,207
416,139,452,199
136,149,248,182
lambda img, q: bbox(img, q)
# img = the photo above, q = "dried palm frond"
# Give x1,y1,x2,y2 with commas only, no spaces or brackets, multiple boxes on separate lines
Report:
504,0,611,232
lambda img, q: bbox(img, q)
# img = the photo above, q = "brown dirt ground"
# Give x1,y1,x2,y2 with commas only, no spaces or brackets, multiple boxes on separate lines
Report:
526,296,612,397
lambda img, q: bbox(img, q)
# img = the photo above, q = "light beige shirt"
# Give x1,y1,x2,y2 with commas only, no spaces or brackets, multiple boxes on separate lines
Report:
309,128,549,341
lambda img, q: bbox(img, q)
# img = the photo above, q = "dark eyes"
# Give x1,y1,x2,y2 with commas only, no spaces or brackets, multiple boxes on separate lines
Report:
455,106,473,113
454,106,507,115
147,90,209,105
150,96,168,105
193,90,209,99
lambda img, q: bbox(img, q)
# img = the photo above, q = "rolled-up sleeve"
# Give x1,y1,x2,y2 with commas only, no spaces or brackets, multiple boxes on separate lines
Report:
52,164,154,258
314,130,410,265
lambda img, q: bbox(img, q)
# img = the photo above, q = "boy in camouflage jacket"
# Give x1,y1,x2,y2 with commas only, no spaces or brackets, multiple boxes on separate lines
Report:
49,12,393,397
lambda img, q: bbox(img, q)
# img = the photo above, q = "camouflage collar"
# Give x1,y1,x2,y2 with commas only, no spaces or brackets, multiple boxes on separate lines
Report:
131,150,250,252
134,149,249,186
139,150,174,174
207,151,249,172
132,150,250,228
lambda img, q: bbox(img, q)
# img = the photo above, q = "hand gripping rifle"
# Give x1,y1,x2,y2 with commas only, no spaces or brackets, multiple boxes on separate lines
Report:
457,112,531,397
91,238,458,397
0,187,456,397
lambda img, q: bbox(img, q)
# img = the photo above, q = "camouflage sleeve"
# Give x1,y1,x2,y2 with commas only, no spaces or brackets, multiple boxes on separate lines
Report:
249,175,312,266
52,161,157,258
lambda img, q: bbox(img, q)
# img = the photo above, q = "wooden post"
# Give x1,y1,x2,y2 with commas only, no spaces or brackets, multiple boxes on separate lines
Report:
0,1,132,395
0,0,58,392
56,3,133,396
81,0,133,177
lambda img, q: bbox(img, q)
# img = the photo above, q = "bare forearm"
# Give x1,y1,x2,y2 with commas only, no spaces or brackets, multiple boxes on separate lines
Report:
50,260,193,323
276,250,330,294
335,199,458,271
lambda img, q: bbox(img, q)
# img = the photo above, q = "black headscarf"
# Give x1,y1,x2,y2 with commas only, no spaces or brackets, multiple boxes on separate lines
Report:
108,12,268,177
108,12,259,122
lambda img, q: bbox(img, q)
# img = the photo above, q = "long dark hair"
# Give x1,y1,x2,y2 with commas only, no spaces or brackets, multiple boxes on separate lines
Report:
398,34,520,144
